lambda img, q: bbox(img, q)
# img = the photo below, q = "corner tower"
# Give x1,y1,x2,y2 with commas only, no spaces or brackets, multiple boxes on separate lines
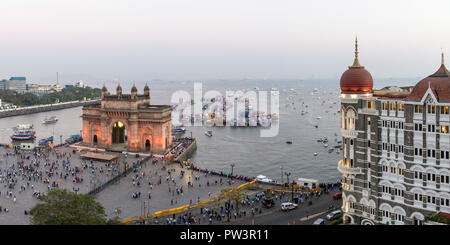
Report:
338,38,376,224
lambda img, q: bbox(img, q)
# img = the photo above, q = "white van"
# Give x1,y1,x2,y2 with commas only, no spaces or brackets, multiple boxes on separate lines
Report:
20,143,35,151
312,218,325,225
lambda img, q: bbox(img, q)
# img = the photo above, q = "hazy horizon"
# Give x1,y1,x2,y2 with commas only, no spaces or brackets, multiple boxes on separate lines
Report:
1,0,450,83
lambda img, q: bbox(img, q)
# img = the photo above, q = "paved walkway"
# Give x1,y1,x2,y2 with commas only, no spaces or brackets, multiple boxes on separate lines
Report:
0,146,247,224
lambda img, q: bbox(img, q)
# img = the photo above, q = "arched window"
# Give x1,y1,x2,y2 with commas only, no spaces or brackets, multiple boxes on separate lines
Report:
346,109,356,130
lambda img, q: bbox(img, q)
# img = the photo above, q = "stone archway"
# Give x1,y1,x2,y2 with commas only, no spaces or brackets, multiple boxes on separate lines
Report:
93,135,98,145
361,219,375,225
145,139,151,152
343,214,354,225
112,121,126,144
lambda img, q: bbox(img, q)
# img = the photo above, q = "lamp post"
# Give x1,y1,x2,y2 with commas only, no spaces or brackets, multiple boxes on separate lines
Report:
60,135,62,146
230,163,235,179
284,172,291,187
280,166,283,185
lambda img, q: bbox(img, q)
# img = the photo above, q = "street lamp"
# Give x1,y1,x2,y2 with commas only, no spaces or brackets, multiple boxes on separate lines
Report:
280,166,283,185
284,172,291,187
230,163,235,179
60,135,63,146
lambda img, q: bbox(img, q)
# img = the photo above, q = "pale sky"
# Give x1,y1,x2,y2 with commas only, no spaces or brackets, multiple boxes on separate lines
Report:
1,0,450,83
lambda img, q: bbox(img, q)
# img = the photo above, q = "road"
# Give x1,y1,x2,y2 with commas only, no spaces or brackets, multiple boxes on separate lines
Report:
227,189,342,225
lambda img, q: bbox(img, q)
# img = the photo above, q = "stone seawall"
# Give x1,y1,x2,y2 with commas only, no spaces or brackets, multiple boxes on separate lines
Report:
0,99,100,118
174,139,197,163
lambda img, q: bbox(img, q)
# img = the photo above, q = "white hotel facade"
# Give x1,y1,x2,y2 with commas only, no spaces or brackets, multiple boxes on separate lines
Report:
338,40,450,225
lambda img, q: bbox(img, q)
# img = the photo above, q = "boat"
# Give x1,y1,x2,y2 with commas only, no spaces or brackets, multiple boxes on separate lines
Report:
313,152,318,156
13,124,33,130
327,147,334,153
205,130,213,137
42,116,58,124
11,130,36,140
172,124,186,134
39,136,54,145
286,140,293,144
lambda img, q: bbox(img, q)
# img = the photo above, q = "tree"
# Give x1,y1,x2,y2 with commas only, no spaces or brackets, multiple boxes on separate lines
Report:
220,187,248,216
30,189,121,225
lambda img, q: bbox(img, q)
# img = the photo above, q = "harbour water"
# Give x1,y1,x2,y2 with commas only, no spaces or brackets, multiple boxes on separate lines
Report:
0,78,414,183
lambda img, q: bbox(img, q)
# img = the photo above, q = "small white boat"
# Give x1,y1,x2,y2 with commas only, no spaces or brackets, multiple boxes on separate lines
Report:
13,124,33,130
313,152,318,156
42,116,58,124
205,130,213,137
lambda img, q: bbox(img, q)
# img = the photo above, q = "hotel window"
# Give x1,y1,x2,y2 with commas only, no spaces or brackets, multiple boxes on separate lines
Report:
441,151,450,159
440,175,449,184
427,173,436,182
415,105,423,113
428,124,436,133
414,171,423,180
441,198,450,207
350,159,354,167
350,139,353,145
382,102,388,110
414,148,423,156
398,167,405,176
398,122,404,129
398,145,404,153
390,144,394,151
441,106,449,115
441,125,449,134
427,149,436,158
367,101,373,109
427,105,436,114
368,140,371,147
415,123,423,131
426,196,436,204
398,103,404,111
390,121,394,128
390,102,396,111
390,166,396,174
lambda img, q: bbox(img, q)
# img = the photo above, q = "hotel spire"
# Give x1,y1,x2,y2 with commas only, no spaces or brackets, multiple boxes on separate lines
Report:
350,37,363,68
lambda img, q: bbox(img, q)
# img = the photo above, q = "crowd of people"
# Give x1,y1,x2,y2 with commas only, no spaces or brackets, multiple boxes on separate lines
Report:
0,144,135,223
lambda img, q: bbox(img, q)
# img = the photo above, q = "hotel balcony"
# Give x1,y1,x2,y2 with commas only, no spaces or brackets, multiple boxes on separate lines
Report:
341,128,357,138
338,160,363,175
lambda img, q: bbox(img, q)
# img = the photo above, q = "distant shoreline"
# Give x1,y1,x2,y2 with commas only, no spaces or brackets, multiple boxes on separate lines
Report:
0,99,100,119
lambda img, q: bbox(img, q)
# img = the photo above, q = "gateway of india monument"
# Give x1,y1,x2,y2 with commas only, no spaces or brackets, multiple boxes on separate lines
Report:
81,83,172,154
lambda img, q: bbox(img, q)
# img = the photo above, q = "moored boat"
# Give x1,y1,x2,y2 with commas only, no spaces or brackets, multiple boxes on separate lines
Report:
42,116,58,124
11,130,36,140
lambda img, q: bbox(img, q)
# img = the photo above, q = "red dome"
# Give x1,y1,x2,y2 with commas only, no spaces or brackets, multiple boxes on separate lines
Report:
340,66,373,94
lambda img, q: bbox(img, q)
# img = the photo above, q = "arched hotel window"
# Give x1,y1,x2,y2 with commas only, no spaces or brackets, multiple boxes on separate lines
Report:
346,109,356,130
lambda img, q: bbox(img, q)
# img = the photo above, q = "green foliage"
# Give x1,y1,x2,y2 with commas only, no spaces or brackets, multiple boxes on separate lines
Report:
0,86,101,107
30,189,118,225
428,213,450,224
328,216,343,225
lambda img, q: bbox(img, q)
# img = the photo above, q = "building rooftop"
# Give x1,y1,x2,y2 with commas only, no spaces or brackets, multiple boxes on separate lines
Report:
9,77,26,81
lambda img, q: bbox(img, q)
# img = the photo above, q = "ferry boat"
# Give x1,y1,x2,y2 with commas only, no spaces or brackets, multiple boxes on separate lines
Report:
42,116,58,124
11,130,36,140
13,124,34,130
205,130,213,137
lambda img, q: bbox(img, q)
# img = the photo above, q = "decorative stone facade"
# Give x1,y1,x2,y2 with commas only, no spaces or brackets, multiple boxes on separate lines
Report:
81,84,172,154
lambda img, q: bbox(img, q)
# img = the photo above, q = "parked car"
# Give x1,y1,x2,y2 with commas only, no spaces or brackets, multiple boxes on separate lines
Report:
333,192,342,200
326,210,342,220
312,218,325,225
281,202,298,211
